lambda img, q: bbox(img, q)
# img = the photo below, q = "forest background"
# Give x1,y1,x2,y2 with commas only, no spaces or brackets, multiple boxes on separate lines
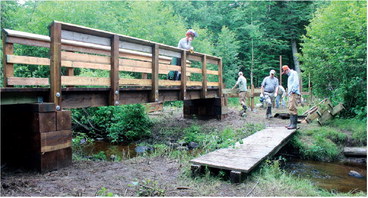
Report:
1,0,366,119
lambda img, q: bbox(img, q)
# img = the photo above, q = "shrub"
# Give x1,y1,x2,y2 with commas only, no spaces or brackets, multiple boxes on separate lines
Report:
72,104,152,143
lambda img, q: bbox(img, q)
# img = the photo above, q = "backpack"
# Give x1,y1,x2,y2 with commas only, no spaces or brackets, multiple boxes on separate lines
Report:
168,71,181,81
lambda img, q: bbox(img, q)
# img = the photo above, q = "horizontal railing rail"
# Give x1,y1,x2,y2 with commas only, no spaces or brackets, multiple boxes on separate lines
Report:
2,21,223,110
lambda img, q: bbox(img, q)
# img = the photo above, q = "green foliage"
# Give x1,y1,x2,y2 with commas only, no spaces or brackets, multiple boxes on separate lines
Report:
72,132,94,160
252,159,362,197
183,125,205,143
327,118,367,145
291,127,348,161
213,26,240,88
300,1,367,118
129,179,165,197
96,187,117,197
72,104,152,144
91,151,107,161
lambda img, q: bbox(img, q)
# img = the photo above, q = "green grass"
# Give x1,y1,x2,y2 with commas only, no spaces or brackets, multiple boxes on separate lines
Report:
291,126,347,161
327,118,367,145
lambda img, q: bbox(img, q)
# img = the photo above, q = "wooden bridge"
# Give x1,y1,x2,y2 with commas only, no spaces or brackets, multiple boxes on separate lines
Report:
190,127,296,183
1,21,226,172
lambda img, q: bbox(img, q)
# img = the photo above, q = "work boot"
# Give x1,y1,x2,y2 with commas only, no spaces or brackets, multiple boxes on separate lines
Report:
266,106,272,119
287,115,298,130
285,115,292,128
242,104,247,113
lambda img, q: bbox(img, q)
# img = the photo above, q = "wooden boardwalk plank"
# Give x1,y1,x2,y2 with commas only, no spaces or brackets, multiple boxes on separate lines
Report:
190,127,296,173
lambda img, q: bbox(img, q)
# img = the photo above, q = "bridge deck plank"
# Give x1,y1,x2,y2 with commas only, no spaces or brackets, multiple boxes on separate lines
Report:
190,127,296,173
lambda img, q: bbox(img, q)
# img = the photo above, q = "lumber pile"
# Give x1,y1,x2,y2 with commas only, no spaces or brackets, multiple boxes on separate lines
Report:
303,99,345,126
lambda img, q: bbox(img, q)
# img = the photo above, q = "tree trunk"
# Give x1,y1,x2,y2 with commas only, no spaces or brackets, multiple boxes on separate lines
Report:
291,40,302,92
291,40,301,74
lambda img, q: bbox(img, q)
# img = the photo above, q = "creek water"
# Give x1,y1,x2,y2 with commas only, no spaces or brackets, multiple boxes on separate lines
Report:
282,158,367,193
82,141,138,160
81,141,366,193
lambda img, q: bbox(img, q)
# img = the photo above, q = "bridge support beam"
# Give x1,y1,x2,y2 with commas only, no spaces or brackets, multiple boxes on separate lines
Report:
1,103,72,172
183,96,228,120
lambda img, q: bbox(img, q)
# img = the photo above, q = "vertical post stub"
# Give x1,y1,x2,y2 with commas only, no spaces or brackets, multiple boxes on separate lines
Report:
180,50,187,100
201,55,207,99
218,58,223,98
49,21,62,110
151,44,159,102
110,34,120,105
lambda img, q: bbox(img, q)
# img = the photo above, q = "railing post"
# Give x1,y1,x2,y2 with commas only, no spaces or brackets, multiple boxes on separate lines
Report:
49,22,62,111
201,55,207,99
2,31,14,87
151,44,159,102
110,35,120,106
251,84,255,111
218,58,223,97
180,50,187,100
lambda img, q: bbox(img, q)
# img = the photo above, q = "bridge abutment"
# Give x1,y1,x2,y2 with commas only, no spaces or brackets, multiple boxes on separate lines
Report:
183,96,228,120
1,103,72,172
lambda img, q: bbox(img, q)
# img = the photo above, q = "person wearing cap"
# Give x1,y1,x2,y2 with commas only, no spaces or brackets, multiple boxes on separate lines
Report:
282,65,300,129
260,70,279,119
169,29,198,80
171,29,198,66
232,71,248,113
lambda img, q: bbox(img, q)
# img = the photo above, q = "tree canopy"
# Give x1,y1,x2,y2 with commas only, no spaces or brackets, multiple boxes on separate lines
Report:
1,0,366,118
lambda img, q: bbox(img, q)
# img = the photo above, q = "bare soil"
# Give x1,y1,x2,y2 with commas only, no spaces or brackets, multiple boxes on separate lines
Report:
0,106,296,197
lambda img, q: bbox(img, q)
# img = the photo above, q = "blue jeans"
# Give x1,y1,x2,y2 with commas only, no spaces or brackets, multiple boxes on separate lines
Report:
276,95,285,108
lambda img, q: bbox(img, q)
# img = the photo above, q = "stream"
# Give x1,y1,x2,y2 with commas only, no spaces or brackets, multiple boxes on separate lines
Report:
282,158,366,193
81,141,366,193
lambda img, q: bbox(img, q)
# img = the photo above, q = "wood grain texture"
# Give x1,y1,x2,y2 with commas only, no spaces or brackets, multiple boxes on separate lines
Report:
190,127,296,173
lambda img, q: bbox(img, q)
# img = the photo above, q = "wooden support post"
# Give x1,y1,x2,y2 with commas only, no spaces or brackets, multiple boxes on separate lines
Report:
230,170,244,183
110,35,120,106
49,22,62,111
251,84,255,111
141,73,148,79
66,66,74,88
201,55,207,99
180,50,187,100
218,58,223,97
191,164,203,178
2,31,14,87
279,55,282,86
150,44,159,102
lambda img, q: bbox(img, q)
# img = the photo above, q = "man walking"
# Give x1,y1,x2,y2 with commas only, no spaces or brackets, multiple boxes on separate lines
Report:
232,71,248,113
282,65,300,129
261,70,279,119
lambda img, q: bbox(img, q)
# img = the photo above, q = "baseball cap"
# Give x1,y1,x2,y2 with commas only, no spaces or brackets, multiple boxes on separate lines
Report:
282,65,290,74
270,70,276,75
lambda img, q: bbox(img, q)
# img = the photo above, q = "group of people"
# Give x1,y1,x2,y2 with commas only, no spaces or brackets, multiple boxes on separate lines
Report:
232,66,300,130
174,29,300,129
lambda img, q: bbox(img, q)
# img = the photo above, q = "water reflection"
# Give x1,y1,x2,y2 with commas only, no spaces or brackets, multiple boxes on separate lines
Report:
283,158,367,193
82,141,137,160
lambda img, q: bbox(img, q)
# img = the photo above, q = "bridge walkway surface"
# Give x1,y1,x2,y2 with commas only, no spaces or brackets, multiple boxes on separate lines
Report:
190,127,296,183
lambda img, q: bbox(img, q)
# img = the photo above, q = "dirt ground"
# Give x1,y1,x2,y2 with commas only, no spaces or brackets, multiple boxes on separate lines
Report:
1,106,296,197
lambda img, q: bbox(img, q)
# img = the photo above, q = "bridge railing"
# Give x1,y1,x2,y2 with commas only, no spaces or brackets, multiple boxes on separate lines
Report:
2,21,223,109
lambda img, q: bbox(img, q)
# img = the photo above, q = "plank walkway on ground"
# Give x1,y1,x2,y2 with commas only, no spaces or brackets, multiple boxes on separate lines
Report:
190,127,296,173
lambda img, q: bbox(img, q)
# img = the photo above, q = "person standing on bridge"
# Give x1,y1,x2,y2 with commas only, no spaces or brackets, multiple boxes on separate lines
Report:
232,71,248,113
169,29,198,80
260,70,279,119
171,29,198,66
282,65,300,129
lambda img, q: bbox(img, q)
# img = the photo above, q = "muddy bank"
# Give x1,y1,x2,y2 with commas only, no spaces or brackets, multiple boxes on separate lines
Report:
1,106,366,196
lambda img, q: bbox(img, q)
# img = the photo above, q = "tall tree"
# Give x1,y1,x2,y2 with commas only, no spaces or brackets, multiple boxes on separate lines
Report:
213,26,240,88
300,1,367,118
